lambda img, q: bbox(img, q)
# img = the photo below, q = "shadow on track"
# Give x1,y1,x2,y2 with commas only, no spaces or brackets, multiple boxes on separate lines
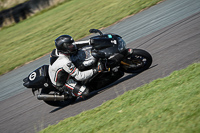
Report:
49,65,158,113
49,73,138,113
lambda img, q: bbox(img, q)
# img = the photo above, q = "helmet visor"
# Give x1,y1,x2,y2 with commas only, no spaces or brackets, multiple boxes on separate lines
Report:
64,43,77,54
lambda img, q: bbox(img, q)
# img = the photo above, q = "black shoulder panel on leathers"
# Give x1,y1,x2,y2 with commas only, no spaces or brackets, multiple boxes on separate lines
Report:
50,49,58,65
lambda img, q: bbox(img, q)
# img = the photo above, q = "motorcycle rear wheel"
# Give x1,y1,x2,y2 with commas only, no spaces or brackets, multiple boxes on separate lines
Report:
121,49,152,73
41,88,77,107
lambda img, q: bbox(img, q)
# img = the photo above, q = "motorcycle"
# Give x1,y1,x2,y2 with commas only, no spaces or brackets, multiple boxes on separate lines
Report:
23,29,152,107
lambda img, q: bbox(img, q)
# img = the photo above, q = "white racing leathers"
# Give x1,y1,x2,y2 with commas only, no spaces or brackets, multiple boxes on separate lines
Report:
48,49,94,97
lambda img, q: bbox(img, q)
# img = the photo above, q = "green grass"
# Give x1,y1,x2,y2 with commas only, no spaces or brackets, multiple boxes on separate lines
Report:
39,62,200,133
0,0,163,75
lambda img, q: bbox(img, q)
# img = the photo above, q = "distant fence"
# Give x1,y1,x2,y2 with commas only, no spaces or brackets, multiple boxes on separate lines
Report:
0,0,66,28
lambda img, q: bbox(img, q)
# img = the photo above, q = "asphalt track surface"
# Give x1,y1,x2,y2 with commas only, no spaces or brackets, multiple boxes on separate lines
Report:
0,0,200,132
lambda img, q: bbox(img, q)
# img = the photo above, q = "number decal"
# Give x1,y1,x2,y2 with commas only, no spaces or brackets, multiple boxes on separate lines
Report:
29,72,36,81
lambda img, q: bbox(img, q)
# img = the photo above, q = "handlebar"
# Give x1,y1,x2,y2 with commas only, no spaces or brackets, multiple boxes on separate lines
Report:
89,29,103,36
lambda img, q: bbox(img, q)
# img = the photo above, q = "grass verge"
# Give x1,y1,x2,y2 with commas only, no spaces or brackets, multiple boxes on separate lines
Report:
0,0,163,75
39,62,200,133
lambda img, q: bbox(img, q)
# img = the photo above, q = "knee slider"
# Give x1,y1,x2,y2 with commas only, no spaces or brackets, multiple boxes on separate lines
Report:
74,83,89,98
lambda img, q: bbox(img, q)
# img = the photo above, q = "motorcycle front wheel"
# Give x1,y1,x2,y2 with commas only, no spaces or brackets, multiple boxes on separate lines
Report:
41,88,77,107
121,49,152,73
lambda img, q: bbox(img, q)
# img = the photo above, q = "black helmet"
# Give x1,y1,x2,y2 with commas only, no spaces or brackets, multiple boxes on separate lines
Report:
55,35,77,55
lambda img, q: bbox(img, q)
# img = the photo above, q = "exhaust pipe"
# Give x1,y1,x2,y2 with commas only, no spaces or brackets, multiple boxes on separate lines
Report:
37,94,65,101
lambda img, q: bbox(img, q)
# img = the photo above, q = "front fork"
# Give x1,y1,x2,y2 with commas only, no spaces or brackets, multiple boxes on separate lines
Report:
120,48,133,66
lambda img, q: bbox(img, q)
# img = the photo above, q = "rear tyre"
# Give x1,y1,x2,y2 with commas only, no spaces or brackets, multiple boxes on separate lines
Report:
121,49,152,73
41,88,77,107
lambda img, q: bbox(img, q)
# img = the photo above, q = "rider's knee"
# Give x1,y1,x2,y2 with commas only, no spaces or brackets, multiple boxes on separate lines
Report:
73,83,89,98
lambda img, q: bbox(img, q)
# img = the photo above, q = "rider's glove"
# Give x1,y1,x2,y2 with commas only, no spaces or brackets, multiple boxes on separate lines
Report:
93,59,105,74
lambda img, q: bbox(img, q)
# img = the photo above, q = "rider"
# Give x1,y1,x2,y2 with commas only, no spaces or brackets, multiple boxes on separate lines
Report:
48,35,103,98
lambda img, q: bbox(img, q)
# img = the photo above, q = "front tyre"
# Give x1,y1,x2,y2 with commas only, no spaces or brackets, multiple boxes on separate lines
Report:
41,88,77,107
121,49,152,73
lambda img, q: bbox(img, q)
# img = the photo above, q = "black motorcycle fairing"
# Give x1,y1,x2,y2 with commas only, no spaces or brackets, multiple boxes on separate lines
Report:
90,34,123,58
23,65,51,89
90,38,113,50
86,70,124,91
90,33,122,40
90,34,121,50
